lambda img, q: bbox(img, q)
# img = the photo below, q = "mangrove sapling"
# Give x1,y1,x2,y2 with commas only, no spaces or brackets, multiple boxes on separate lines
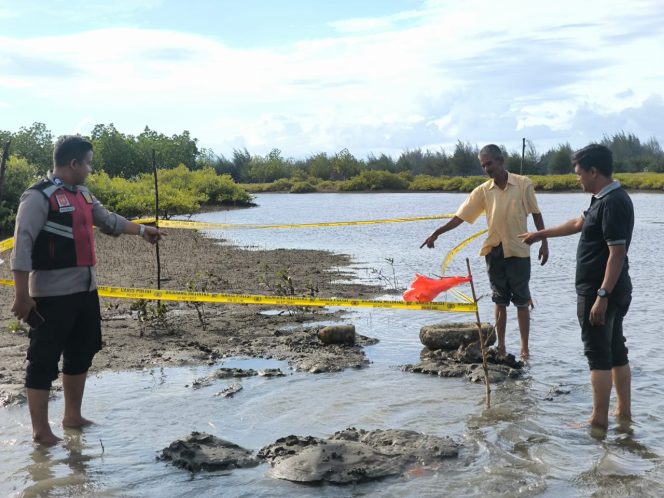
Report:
130,299,171,336
186,275,209,330
6,319,27,335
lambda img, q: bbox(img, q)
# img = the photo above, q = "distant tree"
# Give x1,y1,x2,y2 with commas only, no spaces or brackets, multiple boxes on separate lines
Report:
306,152,333,180
450,141,480,176
11,122,53,173
366,153,396,172
90,123,141,177
247,149,294,182
541,143,574,174
331,148,363,180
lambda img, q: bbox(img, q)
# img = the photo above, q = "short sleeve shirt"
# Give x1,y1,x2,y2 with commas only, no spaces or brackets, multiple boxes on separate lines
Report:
575,181,633,295
456,172,541,258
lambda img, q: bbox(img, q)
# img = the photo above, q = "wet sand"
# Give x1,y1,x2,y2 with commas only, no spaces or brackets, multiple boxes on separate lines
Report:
0,228,385,403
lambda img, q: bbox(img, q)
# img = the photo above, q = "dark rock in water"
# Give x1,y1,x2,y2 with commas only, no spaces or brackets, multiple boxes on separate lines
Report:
0,385,27,407
419,322,495,350
258,428,459,484
258,435,323,464
402,343,523,383
159,432,259,472
191,368,260,389
318,325,356,345
268,440,401,483
257,368,286,377
332,427,458,462
214,383,242,397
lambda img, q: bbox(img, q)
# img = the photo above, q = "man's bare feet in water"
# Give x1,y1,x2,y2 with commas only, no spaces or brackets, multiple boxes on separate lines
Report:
520,349,530,362
33,430,63,446
62,416,95,429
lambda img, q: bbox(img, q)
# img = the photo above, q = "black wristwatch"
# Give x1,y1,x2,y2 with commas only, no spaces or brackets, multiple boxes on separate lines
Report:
597,288,610,298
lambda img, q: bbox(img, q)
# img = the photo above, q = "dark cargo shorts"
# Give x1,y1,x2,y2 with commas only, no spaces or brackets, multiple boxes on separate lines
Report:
577,291,630,370
485,244,531,307
25,290,102,390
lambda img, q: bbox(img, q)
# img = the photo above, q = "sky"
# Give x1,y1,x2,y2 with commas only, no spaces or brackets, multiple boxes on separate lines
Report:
1,0,663,160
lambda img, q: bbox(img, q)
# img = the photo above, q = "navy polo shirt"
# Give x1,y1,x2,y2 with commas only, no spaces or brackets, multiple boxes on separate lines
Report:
575,181,633,296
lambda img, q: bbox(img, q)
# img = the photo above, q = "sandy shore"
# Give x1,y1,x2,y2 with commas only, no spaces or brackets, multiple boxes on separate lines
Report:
0,228,386,403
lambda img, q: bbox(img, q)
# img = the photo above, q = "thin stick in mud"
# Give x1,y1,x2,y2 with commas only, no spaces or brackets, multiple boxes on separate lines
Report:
466,257,491,409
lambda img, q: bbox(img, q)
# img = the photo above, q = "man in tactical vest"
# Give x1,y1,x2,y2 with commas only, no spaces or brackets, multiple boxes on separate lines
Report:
10,135,165,445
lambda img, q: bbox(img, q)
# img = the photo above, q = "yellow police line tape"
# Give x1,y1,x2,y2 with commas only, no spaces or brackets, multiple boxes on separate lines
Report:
441,229,488,304
0,214,487,312
0,279,476,312
132,214,457,231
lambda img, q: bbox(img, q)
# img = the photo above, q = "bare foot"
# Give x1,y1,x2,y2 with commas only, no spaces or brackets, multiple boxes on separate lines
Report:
33,431,63,446
520,349,530,362
62,416,95,429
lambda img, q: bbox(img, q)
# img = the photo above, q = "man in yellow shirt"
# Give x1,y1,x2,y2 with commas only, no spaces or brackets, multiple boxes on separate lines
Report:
421,144,549,360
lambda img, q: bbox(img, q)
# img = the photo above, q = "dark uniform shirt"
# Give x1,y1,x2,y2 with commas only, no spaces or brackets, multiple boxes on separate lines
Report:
575,181,633,296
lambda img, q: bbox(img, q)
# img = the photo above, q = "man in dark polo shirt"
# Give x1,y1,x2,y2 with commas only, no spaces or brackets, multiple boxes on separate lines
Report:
519,143,633,431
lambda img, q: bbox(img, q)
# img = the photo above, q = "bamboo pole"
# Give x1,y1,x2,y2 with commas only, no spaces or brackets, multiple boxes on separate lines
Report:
466,257,491,409
152,149,162,290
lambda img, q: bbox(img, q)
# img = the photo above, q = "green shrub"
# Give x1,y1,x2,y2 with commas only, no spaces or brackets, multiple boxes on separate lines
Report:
0,156,40,234
290,181,317,193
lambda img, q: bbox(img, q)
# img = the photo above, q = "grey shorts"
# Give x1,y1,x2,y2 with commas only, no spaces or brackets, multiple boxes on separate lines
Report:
485,245,531,307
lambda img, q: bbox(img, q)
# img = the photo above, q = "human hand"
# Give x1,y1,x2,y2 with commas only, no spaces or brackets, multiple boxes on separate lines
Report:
143,226,166,244
518,232,541,245
589,297,608,326
11,294,36,321
538,242,549,266
420,234,438,249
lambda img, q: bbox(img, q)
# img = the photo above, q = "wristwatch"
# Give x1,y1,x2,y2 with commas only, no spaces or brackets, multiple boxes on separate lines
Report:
597,288,610,298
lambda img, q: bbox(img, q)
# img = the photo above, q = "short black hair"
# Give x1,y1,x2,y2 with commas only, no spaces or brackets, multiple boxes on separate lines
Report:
478,144,504,161
53,135,93,168
572,143,613,177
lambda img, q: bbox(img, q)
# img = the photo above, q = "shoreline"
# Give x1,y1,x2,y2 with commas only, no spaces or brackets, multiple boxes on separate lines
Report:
0,228,387,405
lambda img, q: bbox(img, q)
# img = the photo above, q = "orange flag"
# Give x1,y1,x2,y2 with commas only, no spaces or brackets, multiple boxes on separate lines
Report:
402,274,471,303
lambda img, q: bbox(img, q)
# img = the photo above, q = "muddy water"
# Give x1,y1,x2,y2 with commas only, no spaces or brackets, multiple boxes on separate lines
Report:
2,192,664,497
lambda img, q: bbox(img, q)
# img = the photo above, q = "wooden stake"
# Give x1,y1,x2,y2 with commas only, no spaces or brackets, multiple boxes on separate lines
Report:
152,149,162,290
466,257,491,409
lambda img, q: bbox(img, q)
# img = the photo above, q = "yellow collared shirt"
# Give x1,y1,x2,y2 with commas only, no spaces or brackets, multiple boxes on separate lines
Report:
455,172,540,258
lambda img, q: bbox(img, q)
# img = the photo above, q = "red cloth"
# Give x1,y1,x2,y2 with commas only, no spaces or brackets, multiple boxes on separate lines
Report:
402,274,471,302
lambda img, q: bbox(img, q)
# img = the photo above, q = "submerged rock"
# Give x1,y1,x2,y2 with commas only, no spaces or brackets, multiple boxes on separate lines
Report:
419,322,496,350
160,432,259,472
258,428,459,484
0,384,26,407
402,344,523,383
214,383,243,398
317,325,356,345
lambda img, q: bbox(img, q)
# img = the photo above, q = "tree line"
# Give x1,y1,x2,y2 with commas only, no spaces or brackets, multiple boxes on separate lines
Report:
1,123,662,183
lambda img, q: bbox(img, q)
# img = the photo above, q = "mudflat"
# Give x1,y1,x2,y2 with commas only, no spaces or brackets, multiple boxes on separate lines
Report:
0,228,385,404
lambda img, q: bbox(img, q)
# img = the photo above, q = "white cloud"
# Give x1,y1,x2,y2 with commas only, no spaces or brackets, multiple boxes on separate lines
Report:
0,0,663,158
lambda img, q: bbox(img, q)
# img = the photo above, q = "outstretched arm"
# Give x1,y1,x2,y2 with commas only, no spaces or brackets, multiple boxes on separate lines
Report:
520,216,584,245
531,212,549,265
420,216,464,248
123,222,166,245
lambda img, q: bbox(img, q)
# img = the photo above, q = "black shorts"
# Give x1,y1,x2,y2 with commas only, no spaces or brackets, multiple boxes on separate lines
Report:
485,245,531,307
25,290,102,390
577,291,630,371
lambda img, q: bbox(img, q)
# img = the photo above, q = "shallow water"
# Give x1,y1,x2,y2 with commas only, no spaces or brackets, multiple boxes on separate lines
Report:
2,192,664,497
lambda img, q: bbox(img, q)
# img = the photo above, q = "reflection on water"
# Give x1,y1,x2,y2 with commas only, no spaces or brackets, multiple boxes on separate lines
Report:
2,193,664,497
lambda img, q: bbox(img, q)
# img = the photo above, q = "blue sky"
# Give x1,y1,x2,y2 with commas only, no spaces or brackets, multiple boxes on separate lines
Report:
1,0,663,159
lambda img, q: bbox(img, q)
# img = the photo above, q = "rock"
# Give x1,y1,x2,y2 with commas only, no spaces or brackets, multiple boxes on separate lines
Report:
159,432,259,472
268,440,400,483
401,342,523,383
0,385,26,407
260,428,459,484
419,322,495,350
214,383,242,398
318,325,356,345
332,428,458,462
